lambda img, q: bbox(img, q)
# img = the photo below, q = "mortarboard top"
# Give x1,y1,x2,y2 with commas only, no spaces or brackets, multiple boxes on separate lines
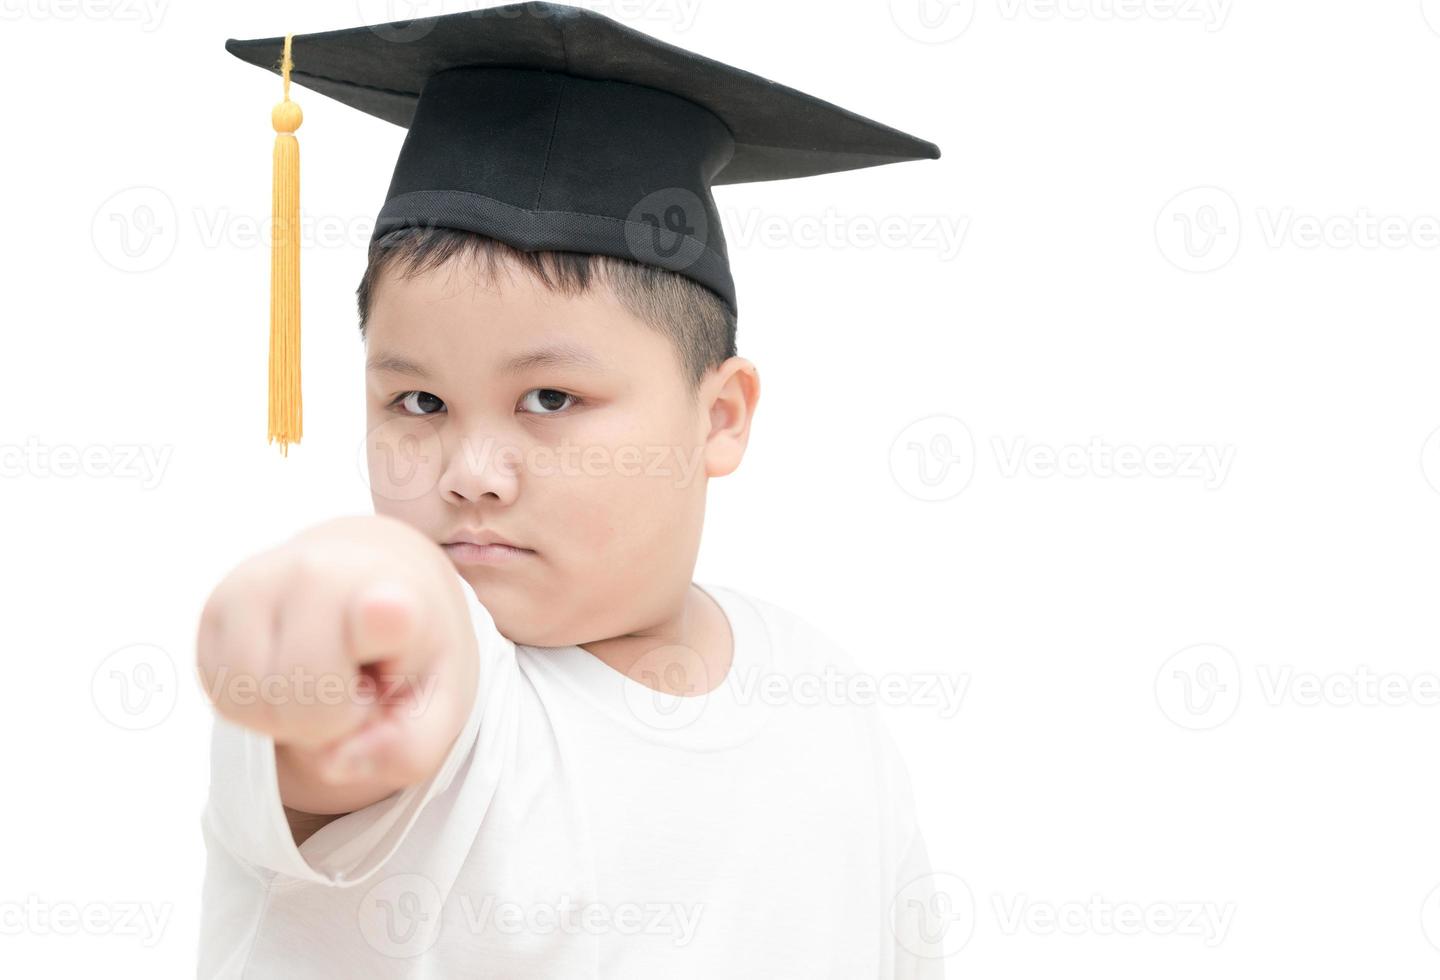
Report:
226,1,941,455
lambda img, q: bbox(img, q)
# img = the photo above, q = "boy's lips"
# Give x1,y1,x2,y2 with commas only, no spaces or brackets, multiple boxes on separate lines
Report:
443,541,534,565
442,529,535,566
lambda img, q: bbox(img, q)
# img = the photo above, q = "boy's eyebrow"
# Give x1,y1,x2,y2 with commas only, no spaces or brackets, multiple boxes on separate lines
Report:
365,343,604,380
499,342,604,374
366,352,432,379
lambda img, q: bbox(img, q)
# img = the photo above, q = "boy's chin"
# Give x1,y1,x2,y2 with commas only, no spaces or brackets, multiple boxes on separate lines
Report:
459,576,559,645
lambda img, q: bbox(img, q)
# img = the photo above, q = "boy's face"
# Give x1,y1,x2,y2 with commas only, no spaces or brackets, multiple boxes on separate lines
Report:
363,256,752,648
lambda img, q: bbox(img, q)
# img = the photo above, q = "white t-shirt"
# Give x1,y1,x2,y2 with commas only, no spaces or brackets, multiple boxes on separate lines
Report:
198,573,943,978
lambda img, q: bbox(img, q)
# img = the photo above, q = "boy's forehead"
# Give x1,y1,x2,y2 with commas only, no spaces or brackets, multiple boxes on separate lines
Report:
367,259,658,374
376,252,619,323
366,340,607,381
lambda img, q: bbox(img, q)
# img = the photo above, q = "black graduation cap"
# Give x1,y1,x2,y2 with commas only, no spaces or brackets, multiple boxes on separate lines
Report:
226,1,940,454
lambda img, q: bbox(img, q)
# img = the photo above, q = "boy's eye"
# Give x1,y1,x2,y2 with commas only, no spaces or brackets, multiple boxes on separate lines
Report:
389,388,579,417
392,391,446,416
519,388,579,415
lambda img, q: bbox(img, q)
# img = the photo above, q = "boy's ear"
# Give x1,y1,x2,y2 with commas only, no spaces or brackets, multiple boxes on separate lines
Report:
703,357,760,479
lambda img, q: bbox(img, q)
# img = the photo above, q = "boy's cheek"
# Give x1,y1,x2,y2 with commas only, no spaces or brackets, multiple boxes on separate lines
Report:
368,496,426,533
365,423,449,504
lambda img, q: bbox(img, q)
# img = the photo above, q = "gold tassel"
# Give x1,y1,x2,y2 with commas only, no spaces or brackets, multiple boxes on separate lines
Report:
269,33,303,456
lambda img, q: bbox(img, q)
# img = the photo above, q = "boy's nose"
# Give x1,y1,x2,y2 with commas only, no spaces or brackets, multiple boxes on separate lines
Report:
437,430,522,506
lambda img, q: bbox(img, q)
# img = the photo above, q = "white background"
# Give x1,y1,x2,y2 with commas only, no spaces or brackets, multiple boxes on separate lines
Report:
4,0,1440,976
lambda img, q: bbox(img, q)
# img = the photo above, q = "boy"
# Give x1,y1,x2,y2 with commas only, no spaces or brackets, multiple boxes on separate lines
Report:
198,4,944,976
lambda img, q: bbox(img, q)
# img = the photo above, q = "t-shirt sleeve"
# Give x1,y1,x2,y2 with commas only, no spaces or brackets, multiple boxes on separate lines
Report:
873,718,948,980
200,569,508,887
890,825,947,980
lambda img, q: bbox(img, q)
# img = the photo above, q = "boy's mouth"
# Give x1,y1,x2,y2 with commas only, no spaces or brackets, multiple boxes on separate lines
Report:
443,541,534,565
442,529,535,566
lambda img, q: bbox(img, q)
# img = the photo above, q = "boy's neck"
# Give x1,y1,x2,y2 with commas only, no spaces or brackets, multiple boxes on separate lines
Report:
576,582,733,698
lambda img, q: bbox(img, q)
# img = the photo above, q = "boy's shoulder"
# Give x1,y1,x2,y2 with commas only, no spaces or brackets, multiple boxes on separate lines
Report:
710,581,923,812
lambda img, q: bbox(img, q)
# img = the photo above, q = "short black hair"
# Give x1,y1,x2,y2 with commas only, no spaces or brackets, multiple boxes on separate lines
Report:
356,226,737,397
